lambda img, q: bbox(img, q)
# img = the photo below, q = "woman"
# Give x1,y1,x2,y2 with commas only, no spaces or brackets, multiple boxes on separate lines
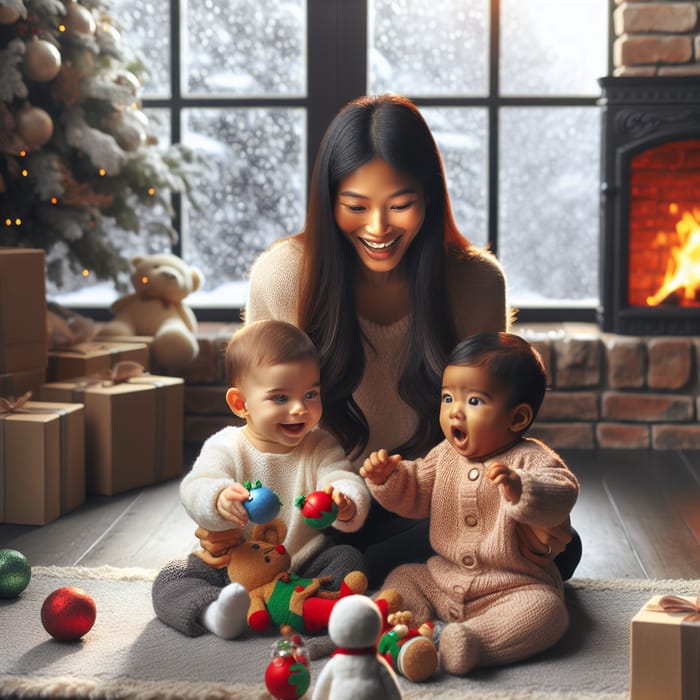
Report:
245,94,580,585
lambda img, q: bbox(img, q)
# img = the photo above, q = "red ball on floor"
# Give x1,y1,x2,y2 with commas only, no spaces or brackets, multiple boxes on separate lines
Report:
41,586,96,641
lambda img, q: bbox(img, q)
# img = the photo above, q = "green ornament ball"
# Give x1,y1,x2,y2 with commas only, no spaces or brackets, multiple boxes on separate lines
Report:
0,548,31,598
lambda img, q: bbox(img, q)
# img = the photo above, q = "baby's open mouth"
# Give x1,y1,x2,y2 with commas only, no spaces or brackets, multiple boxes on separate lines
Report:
451,427,468,447
282,423,305,435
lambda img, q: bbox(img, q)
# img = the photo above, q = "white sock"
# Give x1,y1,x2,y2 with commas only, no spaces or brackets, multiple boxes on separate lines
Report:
200,582,250,639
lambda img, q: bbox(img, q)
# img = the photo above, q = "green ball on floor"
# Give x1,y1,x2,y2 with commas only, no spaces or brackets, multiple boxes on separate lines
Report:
0,548,31,598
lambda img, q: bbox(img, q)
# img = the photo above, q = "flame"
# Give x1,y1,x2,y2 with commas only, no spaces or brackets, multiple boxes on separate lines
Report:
646,207,700,306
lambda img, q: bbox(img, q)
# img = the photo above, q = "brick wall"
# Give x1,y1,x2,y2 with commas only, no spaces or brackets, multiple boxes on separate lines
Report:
613,1,700,75
180,322,700,452
521,323,700,450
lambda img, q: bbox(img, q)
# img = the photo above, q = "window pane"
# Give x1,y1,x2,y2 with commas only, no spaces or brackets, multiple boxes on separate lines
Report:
183,0,306,96
369,0,489,96
499,107,599,305
181,108,305,307
108,0,171,98
422,107,488,247
501,0,608,96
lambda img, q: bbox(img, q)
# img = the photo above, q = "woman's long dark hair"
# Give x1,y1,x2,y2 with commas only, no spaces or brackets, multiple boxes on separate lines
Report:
298,94,469,459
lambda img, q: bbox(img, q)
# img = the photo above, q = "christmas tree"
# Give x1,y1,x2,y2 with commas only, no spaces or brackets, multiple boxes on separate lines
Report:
0,0,198,290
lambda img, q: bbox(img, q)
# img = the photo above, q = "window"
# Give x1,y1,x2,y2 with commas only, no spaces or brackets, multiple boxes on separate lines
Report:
54,0,609,322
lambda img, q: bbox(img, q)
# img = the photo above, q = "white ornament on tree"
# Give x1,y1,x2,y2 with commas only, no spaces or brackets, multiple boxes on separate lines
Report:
64,2,96,35
23,38,62,82
112,110,146,152
0,5,21,23
17,106,54,150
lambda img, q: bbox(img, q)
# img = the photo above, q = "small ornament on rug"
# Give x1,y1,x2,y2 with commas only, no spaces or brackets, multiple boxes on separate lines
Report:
265,627,311,699
242,479,282,524
295,490,338,530
0,548,31,598
41,586,96,641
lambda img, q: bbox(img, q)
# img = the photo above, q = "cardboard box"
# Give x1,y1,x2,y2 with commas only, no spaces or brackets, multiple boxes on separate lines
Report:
40,375,183,495
0,400,85,525
98,335,158,376
128,375,184,483
0,248,48,373
47,340,150,382
0,367,46,399
630,594,700,700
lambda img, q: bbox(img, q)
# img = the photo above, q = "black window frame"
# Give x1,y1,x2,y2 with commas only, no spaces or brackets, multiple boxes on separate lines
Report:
81,0,611,323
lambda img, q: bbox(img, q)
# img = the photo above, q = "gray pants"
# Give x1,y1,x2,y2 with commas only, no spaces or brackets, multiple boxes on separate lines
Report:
152,544,366,637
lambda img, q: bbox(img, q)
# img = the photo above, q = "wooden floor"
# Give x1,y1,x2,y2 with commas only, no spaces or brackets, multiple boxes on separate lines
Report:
2,447,700,580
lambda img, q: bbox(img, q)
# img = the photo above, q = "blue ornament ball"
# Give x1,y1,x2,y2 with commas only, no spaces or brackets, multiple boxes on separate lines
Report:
243,480,282,523
0,548,31,598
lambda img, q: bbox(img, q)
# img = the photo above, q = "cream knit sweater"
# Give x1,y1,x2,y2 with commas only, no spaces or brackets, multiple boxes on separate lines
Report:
180,426,369,571
245,237,509,467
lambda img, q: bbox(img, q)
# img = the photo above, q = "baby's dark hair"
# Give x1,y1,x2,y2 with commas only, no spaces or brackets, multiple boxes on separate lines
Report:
447,332,547,419
225,320,319,387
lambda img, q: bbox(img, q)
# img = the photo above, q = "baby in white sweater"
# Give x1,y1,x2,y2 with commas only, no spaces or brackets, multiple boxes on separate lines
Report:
152,320,369,639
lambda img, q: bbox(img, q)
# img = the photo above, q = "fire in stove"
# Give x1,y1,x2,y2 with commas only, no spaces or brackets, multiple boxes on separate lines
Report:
646,206,700,307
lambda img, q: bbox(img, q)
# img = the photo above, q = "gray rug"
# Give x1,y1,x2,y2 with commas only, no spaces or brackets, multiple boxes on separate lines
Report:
0,566,697,700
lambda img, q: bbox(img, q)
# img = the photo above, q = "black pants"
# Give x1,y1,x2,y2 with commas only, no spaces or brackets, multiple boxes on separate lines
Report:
331,501,583,589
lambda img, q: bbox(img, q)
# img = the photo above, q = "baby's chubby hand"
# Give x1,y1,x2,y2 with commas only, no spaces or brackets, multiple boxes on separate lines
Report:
360,449,401,485
487,462,522,504
216,482,251,527
323,484,356,522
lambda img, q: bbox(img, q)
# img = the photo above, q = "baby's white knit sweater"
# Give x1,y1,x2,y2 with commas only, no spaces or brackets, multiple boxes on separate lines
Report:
180,426,369,571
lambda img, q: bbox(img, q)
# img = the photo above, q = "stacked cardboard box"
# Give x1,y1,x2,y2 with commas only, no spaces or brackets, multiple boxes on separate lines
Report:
1,247,185,522
40,374,184,496
0,249,47,397
0,249,85,524
48,339,150,382
0,399,84,525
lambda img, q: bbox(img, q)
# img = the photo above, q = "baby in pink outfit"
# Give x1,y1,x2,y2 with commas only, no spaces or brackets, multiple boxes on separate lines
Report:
361,332,579,675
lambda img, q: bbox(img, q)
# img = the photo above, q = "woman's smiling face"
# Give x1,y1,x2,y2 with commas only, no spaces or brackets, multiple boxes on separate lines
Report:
334,158,425,276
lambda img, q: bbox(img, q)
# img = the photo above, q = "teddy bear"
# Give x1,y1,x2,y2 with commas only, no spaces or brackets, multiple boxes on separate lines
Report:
98,253,202,369
311,595,403,700
195,518,375,636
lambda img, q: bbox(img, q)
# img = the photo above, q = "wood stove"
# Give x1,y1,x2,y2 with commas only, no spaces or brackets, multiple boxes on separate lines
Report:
598,76,700,335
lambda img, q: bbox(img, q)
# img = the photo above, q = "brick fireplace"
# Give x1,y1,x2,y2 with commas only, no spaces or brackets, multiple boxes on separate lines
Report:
598,76,700,335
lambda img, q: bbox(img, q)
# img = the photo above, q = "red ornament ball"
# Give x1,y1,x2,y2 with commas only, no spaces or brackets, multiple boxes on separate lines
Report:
41,586,96,641
295,490,338,529
264,654,310,700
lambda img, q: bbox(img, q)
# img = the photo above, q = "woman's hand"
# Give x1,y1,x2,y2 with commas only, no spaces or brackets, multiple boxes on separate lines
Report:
194,526,245,567
360,449,401,485
215,482,250,527
516,519,573,566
